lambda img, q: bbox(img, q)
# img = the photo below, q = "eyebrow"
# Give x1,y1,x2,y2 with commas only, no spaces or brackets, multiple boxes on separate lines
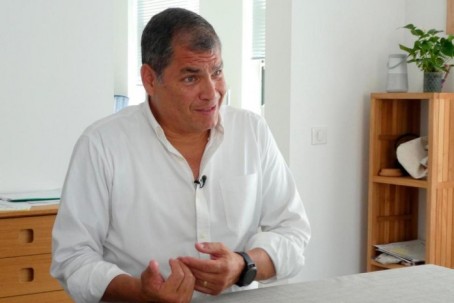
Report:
181,67,200,74
180,62,224,75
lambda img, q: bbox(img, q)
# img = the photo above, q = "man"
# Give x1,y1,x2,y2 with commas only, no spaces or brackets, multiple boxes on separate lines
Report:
51,8,310,303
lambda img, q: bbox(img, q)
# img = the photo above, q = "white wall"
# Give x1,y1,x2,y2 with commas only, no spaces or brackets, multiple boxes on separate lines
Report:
293,0,406,281
265,0,449,282
0,0,114,192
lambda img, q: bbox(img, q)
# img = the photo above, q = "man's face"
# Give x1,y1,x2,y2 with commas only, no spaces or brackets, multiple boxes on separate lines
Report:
142,42,226,136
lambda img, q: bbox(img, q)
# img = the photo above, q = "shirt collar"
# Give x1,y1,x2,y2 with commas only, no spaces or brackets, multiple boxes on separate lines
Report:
141,98,166,140
140,97,225,155
141,97,225,138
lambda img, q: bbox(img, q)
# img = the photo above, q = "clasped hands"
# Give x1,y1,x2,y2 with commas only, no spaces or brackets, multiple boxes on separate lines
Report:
139,242,244,303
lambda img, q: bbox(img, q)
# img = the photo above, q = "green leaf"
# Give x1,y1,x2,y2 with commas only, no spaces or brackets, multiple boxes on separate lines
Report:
399,24,454,72
403,24,415,30
441,39,454,56
411,29,424,36
399,44,413,53
427,29,443,35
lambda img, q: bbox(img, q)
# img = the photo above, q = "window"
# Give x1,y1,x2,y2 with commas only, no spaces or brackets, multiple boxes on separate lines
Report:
242,0,266,114
128,0,199,105
253,0,265,109
252,0,266,60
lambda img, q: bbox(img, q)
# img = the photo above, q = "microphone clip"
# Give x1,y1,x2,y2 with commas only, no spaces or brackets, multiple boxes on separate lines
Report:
194,175,207,188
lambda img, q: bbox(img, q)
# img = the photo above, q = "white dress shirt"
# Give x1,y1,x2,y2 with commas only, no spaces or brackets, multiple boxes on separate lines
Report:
51,101,311,303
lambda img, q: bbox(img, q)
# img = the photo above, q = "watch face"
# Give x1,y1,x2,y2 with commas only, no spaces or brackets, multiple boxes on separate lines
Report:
243,267,257,285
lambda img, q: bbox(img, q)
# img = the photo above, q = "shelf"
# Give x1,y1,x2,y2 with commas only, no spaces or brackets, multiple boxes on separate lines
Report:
372,176,427,188
371,92,451,100
369,260,410,270
367,92,454,272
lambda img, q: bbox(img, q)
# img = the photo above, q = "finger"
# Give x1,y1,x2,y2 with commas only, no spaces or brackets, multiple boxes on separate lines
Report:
176,260,195,292
194,278,224,296
166,259,195,300
148,260,160,275
193,277,214,294
186,268,218,287
194,279,210,293
164,258,186,290
195,242,226,257
197,278,212,289
140,260,166,300
142,260,165,285
179,256,219,274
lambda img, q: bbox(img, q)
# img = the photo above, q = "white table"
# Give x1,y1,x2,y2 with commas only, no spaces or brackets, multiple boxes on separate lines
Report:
193,265,454,302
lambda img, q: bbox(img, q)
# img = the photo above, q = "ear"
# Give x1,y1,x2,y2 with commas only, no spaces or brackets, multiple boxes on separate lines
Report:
141,64,158,95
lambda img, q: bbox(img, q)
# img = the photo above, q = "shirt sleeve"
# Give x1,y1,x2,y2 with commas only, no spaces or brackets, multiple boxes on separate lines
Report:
51,134,127,303
245,118,311,281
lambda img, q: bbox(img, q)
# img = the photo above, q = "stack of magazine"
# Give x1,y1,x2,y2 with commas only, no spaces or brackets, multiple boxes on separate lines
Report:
0,189,61,211
374,239,425,266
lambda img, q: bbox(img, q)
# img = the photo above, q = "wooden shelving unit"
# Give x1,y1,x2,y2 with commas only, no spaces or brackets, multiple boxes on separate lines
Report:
367,93,454,271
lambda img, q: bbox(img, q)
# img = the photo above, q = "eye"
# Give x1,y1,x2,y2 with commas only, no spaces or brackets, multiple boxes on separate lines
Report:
213,69,223,78
183,75,197,83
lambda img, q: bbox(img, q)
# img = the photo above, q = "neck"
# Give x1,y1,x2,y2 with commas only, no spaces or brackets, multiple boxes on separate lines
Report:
165,129,210,179
164,129,210,146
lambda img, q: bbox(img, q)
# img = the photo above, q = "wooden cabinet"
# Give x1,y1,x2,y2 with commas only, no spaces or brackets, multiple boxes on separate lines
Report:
0,206,73,302
367,93,454,271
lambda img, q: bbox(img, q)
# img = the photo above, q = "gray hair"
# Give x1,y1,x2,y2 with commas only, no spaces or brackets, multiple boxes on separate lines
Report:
141,8,221,77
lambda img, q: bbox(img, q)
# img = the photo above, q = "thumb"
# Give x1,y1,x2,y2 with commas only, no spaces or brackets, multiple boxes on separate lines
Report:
147,260,160,275
143,260,165,285
195,242,225,256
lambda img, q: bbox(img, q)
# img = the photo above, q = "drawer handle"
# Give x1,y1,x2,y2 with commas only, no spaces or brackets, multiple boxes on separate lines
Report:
19,229,34,243
20,267,34,282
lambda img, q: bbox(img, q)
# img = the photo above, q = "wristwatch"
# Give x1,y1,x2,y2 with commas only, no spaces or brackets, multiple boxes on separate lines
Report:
235,252,257,287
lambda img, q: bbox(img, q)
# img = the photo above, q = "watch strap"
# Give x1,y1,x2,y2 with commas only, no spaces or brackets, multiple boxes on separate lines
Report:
235,251,257,287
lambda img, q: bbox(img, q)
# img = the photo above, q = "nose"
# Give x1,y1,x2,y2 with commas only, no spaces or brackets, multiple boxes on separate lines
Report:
199,78,217,101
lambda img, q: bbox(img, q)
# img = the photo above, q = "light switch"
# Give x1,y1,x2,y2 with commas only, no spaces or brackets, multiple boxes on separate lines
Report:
311,127,327,145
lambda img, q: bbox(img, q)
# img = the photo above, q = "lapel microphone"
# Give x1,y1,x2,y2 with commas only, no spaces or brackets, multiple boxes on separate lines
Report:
194,175,207,188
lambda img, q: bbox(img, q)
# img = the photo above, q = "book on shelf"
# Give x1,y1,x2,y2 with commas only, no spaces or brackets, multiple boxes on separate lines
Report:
374,239,425,266
0,189,61,211
0,188,61,202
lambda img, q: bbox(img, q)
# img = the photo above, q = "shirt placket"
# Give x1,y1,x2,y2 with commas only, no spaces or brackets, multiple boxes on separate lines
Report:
195,185,211,259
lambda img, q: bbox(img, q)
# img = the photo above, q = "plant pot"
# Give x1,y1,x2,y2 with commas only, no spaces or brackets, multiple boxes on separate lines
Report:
423,72,443,92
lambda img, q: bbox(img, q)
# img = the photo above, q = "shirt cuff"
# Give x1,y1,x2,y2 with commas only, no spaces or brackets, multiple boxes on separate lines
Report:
67,261,128,303
246,231,306,281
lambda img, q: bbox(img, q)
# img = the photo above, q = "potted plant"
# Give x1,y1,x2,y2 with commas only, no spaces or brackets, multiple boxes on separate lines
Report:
399,24,454,92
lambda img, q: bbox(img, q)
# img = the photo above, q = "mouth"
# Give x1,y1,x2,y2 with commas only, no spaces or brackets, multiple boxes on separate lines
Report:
195,105,217,114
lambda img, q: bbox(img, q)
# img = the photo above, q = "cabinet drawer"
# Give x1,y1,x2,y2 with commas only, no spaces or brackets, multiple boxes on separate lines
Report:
0,290,73,303
0,254,61,298
0,215,55,258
